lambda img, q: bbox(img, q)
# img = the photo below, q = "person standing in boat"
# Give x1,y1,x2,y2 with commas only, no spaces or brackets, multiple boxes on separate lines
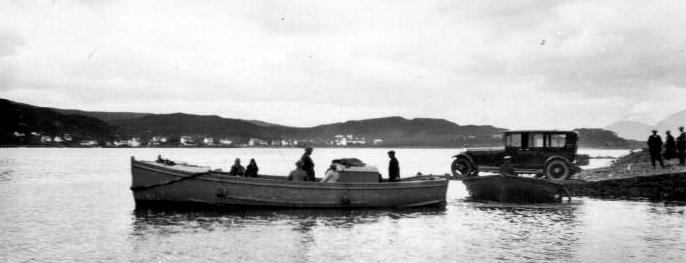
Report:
664,130,677,161
388,150,400,182
301,147,315,181
287,161,308,181
677,126,686,166
245,158,259,178
647,130,664,168
229,158,245,176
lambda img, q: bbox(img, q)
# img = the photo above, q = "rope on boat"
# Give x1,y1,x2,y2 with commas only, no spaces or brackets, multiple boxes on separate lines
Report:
130,171,210,191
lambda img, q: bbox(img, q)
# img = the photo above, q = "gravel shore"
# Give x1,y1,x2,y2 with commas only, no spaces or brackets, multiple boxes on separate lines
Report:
574,150,686,181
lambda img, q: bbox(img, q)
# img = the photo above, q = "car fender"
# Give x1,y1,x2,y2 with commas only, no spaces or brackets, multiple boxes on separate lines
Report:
453,153,477,167
544,156,572,166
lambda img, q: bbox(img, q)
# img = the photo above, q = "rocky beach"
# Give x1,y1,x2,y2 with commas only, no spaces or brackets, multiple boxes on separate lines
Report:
567,150,686,200
575,150,686,181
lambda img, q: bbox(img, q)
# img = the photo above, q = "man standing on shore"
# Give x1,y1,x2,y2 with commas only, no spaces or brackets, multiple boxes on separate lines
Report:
301,147,315,181
388,150,400,182
664,130,676,161
677,126,686,166
647,130,665,168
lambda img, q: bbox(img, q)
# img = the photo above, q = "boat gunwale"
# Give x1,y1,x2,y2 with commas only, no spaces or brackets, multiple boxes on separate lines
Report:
131,160,448,191
462,175,565,188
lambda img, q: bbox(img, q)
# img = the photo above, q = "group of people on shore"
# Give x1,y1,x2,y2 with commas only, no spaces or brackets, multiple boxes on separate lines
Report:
647,126,686,168
228,147,401,183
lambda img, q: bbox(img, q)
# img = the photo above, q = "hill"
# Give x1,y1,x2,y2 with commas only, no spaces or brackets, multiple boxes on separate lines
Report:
298,117,505,146
605,120,654,141
656,109,686,132
52,108,150,122
573,128,643,149
0,99,117,145
109,113,278,141
110,114,505,146
606,109,686,141
1,98,643,148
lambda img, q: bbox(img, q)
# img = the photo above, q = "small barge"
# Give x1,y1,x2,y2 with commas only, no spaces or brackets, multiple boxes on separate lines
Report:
462,175,570,203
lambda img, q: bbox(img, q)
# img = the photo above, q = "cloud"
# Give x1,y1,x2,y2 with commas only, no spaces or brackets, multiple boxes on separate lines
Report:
0,29,25,57
0,29,26,90
1,0,686,128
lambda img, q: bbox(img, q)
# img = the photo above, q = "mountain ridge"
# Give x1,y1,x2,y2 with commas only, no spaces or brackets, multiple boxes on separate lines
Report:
0,98,118,145
1,98,641,148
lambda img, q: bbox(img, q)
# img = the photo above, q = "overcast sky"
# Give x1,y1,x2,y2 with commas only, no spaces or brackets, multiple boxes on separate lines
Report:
2,0,686,129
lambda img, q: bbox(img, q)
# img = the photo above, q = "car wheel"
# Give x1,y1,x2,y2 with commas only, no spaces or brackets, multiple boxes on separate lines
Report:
544,159,571,180
451,157,477,177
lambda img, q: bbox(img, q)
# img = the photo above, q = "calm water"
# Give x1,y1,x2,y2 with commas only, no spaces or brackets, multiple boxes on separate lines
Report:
0,148,684,262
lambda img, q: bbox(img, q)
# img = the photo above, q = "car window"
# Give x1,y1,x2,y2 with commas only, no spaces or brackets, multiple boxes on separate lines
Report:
505,133,522,147
550,134,567,147
528,133,544,148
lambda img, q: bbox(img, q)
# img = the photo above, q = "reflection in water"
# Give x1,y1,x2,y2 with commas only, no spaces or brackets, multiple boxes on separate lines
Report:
639,202,686,261
129,206,448,262
457,201,582,262
131,206,448,235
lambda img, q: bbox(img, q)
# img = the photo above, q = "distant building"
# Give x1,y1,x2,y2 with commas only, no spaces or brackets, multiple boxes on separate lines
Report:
334,134,366,146
114,139,130,146
148,137,160,146
248,138,268,146
334,135,348,146
348,137,367,145
180,136,197,146
79,140,99,146
202,137,215,145
148,136,168,146
129,138,142,147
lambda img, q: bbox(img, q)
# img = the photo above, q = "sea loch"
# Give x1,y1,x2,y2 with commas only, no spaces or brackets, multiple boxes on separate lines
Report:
1,148,684,262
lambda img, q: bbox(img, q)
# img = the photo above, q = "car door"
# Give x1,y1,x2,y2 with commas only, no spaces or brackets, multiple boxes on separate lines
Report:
504,133,525,169
519,132,547,170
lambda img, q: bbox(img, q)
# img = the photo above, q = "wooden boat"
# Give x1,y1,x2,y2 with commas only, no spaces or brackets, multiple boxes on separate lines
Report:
130,157,448,209
461,175,570,203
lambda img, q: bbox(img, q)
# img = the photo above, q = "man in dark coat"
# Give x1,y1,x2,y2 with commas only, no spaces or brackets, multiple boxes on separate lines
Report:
664,130,676,161
300,147,315,181
647,130,664,168
677,126,686,166
388,150,400,182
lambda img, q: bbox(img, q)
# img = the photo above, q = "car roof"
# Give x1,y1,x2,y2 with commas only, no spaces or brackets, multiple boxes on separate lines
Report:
502,130,577,134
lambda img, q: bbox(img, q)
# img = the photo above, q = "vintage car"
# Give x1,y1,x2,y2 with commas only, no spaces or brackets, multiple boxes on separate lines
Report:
451,130,589,180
